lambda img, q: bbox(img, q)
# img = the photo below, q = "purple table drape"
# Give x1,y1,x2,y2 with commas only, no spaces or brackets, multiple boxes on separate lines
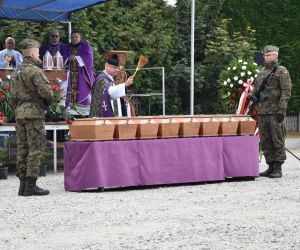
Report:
64,136,259,191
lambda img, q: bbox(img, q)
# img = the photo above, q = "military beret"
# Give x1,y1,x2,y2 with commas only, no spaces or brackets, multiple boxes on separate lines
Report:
264,45,279,53
20,39,40,49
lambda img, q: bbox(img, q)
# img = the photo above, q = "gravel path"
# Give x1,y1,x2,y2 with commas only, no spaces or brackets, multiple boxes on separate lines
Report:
1,151,300,250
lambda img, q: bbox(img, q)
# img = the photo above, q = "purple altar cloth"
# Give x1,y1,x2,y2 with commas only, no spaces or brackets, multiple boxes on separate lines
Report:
64,136,259,191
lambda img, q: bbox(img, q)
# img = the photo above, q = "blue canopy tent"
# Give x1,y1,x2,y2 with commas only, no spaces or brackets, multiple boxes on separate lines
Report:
0,0,111,22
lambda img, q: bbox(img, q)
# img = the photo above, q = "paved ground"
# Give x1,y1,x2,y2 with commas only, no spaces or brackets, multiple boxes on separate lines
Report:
0,149,299,250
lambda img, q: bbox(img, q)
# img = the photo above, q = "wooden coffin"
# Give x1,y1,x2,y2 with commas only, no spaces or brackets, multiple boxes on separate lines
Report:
177,117,201,137
215,116,239,136
155,118,180,138
69,118,115,140
198,117,220,136
108,119,138,140
135,118,159,139
236,116,257,135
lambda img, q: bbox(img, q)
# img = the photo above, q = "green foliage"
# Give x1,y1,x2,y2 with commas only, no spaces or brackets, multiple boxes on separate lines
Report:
40,150,51,163
197,18,257,114
0,19,67,50
223,0,300,112
280,41,300,112
0,137,9,166
70,0,178,115
71,0,178,68
0,0,299,115
172,1,258,114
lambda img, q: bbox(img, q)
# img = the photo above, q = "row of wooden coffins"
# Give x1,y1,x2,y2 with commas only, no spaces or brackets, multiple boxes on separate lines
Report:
69,115,257,140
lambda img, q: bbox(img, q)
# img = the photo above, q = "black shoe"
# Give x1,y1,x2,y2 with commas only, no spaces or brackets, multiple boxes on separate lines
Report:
23,177,50,196
23,184,50,196
269,163,282,178
18,178,26,196
259,164,274,177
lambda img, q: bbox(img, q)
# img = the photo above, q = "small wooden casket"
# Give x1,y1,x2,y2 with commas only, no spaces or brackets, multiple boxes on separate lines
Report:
215,116,239,136
236,116,257,135
108,119,138,140
69,118,115,140
155,117,180,138
198,117,220,136
177,117,201,137
135,118,159,139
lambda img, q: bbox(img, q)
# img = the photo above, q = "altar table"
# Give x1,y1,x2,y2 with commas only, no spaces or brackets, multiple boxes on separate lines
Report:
64,136,259,191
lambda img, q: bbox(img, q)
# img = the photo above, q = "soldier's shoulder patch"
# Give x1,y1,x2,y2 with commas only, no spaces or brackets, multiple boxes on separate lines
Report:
278,66,289,74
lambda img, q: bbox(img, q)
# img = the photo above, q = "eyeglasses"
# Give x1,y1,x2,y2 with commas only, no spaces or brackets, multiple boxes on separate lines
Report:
51,35,59,38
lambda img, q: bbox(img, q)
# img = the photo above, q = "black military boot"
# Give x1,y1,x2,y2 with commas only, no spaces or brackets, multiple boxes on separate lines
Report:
269,162,282,178
23,177,50,196
259,162,275,177
18,177,26,196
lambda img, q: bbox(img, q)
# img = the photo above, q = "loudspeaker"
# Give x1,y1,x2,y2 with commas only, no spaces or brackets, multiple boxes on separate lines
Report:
254,51,264,66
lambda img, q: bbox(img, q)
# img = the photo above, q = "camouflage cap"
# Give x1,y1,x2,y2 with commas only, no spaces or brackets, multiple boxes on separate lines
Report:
264,45,279,53
20,39,40,49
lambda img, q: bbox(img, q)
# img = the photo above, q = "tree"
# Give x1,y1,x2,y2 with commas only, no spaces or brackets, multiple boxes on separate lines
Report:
71,0,178,115
222,0,300,112
170,0,256,114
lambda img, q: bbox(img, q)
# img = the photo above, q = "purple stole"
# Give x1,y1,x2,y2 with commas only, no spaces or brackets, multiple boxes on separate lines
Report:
65,40,94,107
95,73,115,117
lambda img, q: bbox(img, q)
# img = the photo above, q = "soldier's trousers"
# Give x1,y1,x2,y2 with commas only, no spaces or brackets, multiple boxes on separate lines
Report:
15,118,46,179
258,114,286,164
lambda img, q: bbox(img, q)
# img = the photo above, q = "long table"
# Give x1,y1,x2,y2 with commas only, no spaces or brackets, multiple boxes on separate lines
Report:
64,135,259,191
0,123,68,173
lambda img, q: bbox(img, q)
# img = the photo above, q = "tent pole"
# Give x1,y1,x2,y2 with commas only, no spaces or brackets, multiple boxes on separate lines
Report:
190,0,195,115
68,21,72,42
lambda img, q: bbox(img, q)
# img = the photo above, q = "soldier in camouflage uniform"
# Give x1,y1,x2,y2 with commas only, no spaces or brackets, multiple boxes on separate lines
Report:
251,45,292,178
9,39,54,196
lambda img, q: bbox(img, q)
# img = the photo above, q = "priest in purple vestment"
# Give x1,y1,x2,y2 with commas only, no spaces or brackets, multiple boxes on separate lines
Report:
65,31,94,115
89,54,134,117
39,30,67,61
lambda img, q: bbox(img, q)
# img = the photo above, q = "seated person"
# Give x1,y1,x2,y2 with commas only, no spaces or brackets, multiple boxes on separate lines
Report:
0,37,23,69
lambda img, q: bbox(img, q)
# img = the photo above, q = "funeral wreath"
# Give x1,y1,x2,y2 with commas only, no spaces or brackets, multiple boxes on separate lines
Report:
219,59,261,110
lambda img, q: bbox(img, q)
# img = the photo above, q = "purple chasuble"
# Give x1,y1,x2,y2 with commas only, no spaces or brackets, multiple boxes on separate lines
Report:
65,40,94,107
39,42,68,61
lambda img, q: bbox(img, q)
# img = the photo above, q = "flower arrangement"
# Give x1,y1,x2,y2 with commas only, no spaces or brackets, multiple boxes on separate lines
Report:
47,78,83,122
48,78,66,117
0,73,81,124
0,77,15,123
219,59,261,110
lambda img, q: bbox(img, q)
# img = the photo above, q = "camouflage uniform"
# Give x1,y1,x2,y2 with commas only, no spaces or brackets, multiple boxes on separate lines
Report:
252,46,292,175
9,40,54,181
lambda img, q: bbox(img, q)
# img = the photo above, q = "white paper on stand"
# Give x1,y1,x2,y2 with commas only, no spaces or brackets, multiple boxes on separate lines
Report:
75,56,85,67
